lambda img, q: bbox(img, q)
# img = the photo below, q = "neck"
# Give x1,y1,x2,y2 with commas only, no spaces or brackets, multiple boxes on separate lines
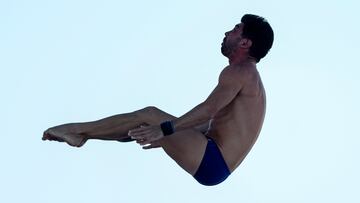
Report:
228,55,257,66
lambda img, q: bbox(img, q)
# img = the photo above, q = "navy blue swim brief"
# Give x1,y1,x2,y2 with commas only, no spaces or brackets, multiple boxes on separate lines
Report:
193,136,231,186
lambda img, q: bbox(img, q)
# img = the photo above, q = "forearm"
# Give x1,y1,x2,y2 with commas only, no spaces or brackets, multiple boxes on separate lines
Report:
194,121,211,134
173,102,213,132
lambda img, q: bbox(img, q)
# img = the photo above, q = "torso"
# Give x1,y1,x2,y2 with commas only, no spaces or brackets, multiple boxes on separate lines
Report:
207,66,266,173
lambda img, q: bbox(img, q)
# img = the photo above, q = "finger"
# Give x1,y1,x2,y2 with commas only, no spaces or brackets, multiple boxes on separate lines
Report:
137,139,148,146
136,137,150,145
130,132,151,139
128,128,142,135
131,134,145,140
136,139,145,144
128,128,151,137
129,125,151,132
143,145,153,150
136,137,152,144
142,139,162,149
139,137,155,146
143,143,161,150
130,130,155,139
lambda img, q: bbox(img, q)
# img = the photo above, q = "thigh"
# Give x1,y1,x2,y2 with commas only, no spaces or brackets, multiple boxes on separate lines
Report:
158,129,208,176
140,106,208,175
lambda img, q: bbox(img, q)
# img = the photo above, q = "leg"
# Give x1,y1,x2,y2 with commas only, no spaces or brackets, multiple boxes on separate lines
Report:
91,106,209,175
43,106,208,175
43,108,150,146
130,106,209,175
43,106,163,146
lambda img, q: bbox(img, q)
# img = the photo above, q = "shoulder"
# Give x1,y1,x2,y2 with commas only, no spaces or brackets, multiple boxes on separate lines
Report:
220,64,256,83
218,66,242,86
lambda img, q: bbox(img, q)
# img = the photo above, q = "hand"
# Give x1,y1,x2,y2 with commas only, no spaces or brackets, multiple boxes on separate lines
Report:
128,125,164,147
141,140,162,150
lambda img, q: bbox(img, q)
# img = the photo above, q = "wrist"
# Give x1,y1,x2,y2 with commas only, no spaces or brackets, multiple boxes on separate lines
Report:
160,121,175,136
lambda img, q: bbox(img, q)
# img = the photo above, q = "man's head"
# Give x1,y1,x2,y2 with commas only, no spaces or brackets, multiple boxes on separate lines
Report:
221,14,274,63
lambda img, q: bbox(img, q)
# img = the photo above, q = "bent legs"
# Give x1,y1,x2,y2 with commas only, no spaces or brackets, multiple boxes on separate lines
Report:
43,106,209,175
129,106,209,175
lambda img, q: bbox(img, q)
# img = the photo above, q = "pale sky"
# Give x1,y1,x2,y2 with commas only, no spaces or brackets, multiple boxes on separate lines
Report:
1,0,360,202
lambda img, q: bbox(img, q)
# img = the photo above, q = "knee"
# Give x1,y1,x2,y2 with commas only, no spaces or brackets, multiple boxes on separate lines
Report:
136,106,175,125
137,106,161,117
143,106,160,113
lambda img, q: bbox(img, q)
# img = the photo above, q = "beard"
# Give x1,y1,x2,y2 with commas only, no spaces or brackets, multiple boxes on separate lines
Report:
221,44,231,57
221,42,234,58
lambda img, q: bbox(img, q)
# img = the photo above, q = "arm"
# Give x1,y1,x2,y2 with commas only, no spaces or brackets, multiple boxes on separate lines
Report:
172,66,244,131
129,66,245,147
194,120,212,134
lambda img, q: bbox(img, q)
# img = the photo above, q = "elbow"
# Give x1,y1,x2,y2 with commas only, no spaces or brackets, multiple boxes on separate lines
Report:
202,102,218,119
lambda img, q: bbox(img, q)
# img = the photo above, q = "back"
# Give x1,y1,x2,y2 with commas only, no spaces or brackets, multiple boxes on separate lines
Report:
208,65,266,172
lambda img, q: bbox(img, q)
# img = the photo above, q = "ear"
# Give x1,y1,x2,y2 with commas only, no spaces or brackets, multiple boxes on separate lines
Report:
239,38,252,48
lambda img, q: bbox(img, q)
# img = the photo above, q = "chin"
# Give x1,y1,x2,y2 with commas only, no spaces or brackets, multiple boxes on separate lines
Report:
221,46,230,57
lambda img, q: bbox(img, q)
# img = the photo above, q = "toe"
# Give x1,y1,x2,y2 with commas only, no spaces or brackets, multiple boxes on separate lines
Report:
42,133,49,140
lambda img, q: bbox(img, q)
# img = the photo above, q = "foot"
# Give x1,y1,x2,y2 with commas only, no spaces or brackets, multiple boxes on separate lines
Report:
42,124,88,147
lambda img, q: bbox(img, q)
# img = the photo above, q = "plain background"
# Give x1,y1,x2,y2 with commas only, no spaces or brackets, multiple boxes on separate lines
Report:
1,0,359,202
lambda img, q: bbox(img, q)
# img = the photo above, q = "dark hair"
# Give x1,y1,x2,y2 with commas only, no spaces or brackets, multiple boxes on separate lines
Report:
241,14,274,62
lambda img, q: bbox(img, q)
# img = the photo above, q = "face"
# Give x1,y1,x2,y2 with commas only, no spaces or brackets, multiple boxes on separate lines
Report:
221,23,244,57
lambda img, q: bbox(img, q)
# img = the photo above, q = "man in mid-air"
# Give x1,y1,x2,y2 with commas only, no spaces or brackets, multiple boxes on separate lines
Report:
43,14,274,186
